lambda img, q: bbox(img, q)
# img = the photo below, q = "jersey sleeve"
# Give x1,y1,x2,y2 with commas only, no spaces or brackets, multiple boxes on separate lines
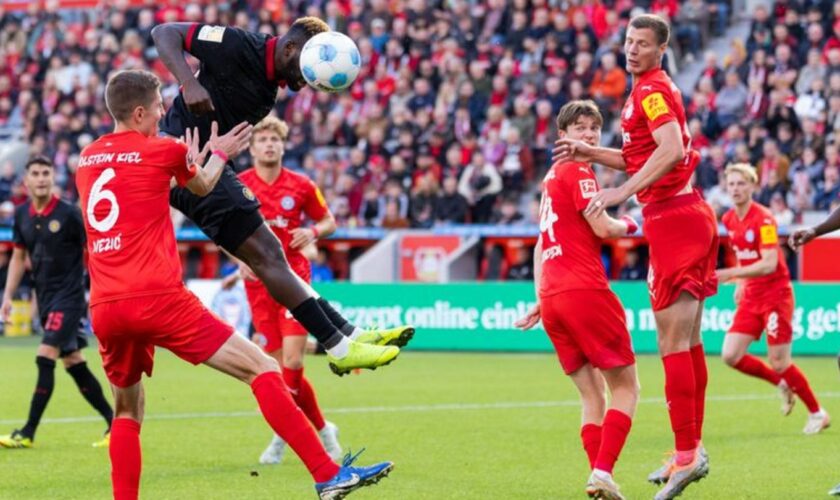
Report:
302,179,330,221
184,24,251,72
160,138,197,187
562,164,600,212
12,208,25,250
757,215,779,249
70,205,86,246
636,80,679,132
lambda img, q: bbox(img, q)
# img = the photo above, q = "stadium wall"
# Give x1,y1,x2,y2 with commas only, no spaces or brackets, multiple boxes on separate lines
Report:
189,281,840,356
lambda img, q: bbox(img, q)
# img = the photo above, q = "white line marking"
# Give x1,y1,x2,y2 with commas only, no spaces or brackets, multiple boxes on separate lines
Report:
2,392,839,426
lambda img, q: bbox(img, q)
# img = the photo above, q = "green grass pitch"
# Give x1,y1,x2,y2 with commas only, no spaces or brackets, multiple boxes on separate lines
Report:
1,336,838,499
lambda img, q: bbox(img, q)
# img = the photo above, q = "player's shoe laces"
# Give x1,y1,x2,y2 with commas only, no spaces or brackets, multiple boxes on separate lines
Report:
778,380,795,416
92,431,110,448
653,449,710,500
0,430,33,449
259,435,286,465
328,342,400,377
319,421,343,460
647,445,708,485
585,470,625,500
829,482,840,496
314,449,394,500
803,408,831,435
354,325,415,348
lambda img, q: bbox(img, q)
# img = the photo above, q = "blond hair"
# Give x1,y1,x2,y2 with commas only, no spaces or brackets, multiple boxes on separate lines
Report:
288,17,329,40
251,116,289,143
724,163,759,184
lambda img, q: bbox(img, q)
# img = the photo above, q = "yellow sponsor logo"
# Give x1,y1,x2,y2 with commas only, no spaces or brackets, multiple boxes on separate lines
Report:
759,224,778,244
314,187,327,208
641,92,670,121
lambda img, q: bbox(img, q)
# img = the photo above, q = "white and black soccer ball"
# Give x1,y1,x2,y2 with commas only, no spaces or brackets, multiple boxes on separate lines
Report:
299,31,361,93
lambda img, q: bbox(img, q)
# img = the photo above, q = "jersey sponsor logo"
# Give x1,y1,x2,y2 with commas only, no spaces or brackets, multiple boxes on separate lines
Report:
745,229,755,243
579,179,597,199
266,215,289,228
281,195,295,210
48,220,61,233
197,25,226,43
314,187,327,208
734,246,759,261
641,92,669,121
623,103,633,120
640,85,653,92
760,224,778,244
243,187,256,201
541,244,563,262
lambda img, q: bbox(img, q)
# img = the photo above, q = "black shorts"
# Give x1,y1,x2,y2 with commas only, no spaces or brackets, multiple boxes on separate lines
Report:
169,166,264,253
41,308,88,357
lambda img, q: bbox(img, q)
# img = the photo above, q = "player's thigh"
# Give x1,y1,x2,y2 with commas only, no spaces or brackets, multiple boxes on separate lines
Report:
42,308,87,358
205,332,279,384
654,292,700,353
690,299,705,346
568,364,606,403
281,335,308,368
721,333,755,365
35,343,61,360
61,350,85,369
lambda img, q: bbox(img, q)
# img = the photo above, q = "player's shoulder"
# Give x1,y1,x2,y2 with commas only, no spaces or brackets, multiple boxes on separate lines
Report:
553,161,593,181
750,202,775,224
14,200,30,219
284,168,314,185
634,69,676,97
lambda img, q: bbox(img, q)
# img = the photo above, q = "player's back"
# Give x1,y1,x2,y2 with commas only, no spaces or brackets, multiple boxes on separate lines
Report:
77,130,193,305
538,161,609,298
721,201,790,296
621,68,698,204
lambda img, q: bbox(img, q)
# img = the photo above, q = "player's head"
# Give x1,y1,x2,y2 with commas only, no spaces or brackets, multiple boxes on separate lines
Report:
555,100,603,147
24,156,55,200
250,116,288,168
625,14,670,75
724,163,758,207
105,70,164,137
277,17,330,91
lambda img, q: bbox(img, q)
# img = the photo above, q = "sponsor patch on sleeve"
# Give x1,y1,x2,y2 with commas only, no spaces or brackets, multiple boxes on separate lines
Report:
759,224,778,244
314,186,327,208
197,25,226,43
579,179,598,199
641,92,670,121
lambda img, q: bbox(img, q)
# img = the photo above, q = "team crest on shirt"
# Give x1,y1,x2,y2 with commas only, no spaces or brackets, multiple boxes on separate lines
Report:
745,229,755,243
48,220,61,233
579,179,597,199
281,196,296,210
243,187,256,201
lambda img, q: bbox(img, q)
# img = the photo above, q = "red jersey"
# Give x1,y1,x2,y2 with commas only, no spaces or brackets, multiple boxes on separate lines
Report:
237,167,328,275
721,201,791,301
620,68,699,204
77,130,196,305
538,161,608,298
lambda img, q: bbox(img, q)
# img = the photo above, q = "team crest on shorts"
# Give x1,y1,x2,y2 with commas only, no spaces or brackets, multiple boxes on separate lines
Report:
48,220,61,233
252,333,268,348
281,196,295,210
243,187,256,201
745,229,755,243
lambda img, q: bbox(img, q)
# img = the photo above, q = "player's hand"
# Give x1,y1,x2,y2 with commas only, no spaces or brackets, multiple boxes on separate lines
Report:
239,262,257,281
584,187,628,218
0,297,12,323
514,304,541,330
788,227,816,251
183,127,211,166
183,79,215,115
290,228,317,249
552,138,595,164
209,121,253,159
715,268,738,283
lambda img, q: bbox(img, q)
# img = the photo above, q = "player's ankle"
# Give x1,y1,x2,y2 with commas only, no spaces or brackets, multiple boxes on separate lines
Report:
674,449,696,467
326,337,350,359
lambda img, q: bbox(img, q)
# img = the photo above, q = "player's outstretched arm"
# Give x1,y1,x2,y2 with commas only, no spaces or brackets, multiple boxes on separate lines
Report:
185,121,253,196
584,211,638,239
151,23,214,115
716,248,777,282
1,247,27,322
789,206,840,251
552,138,626,171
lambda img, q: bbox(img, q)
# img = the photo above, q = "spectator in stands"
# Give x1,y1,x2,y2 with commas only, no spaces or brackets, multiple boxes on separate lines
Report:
358,184,383,227
769,192,795,226
697,145,728,191
787,169,814,215
504,247,534,281
813,165,840,211
699,50,725,91
676,0,710,60
716,71,749,128
758,139,791,188
619,249,646,281
410,173,439,229
789,146,826,185
796,48,827,95
491,196,525,226
795,78,827,123
381,199,411,229
311,249,335,283
435,176,468,225
759,168,788,207
500,128,532,193
0,162,16,204
589,52,626,115
459,151,502,224
0,201,14,226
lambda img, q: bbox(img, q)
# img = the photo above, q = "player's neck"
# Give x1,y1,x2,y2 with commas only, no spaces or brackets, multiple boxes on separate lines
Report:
31,194,53,211
734,201,752,220
255,163,282,183
113,122,146,135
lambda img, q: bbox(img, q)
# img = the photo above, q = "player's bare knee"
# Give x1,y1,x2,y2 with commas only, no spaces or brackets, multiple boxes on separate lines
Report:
721,350,741,367
282,354,303,370
768,354,790,373
61,351,85,369
254,351,281,376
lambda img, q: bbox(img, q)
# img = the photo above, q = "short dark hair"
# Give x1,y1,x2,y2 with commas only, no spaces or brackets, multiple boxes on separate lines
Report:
629,14,671,45
287,16,329,42
555,100,603,131
105,70,161,122
25,155,53,170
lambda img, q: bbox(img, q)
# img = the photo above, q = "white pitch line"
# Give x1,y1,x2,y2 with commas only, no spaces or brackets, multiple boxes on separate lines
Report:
2,392,840,426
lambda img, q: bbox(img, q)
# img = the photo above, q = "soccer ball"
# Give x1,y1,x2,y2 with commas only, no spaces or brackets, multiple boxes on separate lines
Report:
299,31,361,93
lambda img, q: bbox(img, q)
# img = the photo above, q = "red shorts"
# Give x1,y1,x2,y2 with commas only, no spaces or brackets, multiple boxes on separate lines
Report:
729,288,794,345
541,289,635,375
91,288,233,388
245,280,307,354
642,191,719,311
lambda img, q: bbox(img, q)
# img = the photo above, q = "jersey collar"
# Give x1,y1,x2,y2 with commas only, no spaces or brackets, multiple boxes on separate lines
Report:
265,36,286,87
29,195,59,217
637,67,663,84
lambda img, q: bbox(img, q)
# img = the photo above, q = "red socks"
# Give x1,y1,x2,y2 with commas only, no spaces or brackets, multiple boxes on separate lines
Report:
251,372,339,482
733,355,782,385
580,424,602,469
110,418,142,500
283,367,327,431
690,344,708,442
593,410,632,474
781,364,821,413
662,351,697,457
